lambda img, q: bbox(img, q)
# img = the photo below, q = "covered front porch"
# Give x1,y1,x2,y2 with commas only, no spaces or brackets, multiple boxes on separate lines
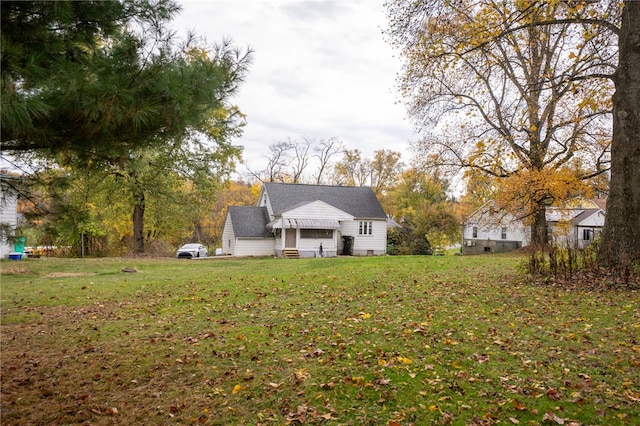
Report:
268,218,342,258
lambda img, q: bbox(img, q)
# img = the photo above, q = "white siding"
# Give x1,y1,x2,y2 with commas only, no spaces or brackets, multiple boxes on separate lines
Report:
252,186,390,256
462,204,529,245
281,201,353,221
340,220,358,237
463,220,528,243
579,210,605,227
272,202,355,257
233,238,275,257
0,188,18,258
221,213,235,255
340,219,387,255
298,234,336,257
566,210,605,249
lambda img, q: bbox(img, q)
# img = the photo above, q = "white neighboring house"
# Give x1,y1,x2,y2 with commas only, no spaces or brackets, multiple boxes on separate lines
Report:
222,183,388,258
1,178,19,258
462,202,530,255
462,199,607,254
547,207,606,249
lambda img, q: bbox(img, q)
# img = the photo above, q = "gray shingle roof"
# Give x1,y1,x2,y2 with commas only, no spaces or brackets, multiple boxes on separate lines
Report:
227,206,272,237
263,183,386,218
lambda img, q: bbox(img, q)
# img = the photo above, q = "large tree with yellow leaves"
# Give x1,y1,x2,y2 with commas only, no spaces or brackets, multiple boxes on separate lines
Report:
386,0,616,249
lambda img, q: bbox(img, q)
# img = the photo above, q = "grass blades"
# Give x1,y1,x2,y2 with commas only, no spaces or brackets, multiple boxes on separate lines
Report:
1,255,638,425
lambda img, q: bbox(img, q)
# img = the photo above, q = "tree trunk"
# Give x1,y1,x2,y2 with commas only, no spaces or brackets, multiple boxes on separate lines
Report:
598,1,640,267
530,204,548,250
133,191,145,254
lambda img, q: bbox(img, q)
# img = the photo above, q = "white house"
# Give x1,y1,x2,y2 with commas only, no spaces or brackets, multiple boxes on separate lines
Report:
1,178,19,258
462,199,607,254
462,202,530,254
222,183,388,258
546,207,607,249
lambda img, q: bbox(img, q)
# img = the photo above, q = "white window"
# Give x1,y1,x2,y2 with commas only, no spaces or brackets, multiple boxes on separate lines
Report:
501,227,507,240
472,226,478,238
359,221,373,236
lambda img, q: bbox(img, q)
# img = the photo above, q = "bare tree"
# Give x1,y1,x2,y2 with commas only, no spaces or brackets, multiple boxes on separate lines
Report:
290,137,313,183
312,137,344,184
262,140,294,182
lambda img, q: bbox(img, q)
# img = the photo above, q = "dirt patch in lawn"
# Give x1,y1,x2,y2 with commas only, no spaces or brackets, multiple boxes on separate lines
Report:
44,272,96,278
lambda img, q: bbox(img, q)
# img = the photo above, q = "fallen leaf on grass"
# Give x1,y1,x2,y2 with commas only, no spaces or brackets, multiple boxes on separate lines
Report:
542,411,566,424
243,369,254,380
294,368,310,383
397,356,413,364
546,388,562,400
513,398,527,411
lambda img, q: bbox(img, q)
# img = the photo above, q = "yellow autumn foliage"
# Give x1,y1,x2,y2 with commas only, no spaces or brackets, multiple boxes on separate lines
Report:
494,168,593,224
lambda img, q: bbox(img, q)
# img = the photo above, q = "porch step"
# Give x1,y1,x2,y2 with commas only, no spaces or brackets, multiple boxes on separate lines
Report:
282,249,300,259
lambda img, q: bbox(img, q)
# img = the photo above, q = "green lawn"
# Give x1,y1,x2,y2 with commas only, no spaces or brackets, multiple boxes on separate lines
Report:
1,255,638,425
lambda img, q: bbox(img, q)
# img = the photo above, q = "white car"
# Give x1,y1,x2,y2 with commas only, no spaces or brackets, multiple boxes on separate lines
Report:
176,243,208,259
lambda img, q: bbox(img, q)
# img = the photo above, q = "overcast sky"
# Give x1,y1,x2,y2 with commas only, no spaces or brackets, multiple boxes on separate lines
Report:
170,0,416,178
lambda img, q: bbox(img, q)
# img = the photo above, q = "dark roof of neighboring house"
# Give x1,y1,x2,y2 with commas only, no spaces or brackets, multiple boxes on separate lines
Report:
227,206,272,237
263,183,387,218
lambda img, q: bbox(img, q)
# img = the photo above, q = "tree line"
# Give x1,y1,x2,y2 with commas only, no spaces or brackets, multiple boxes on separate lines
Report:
7,134,462,256
2,1,639,271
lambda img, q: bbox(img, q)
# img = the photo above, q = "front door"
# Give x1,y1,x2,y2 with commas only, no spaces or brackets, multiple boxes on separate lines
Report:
285,228,297,248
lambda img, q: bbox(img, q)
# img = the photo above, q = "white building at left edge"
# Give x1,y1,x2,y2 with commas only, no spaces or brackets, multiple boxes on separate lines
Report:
1,175,20,258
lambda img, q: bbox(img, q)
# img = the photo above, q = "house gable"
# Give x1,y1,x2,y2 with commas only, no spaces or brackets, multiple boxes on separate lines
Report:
573,209,605,228
281,200,354,221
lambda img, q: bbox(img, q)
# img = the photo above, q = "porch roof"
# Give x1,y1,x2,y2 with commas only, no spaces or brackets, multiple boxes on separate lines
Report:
267,218,341,230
